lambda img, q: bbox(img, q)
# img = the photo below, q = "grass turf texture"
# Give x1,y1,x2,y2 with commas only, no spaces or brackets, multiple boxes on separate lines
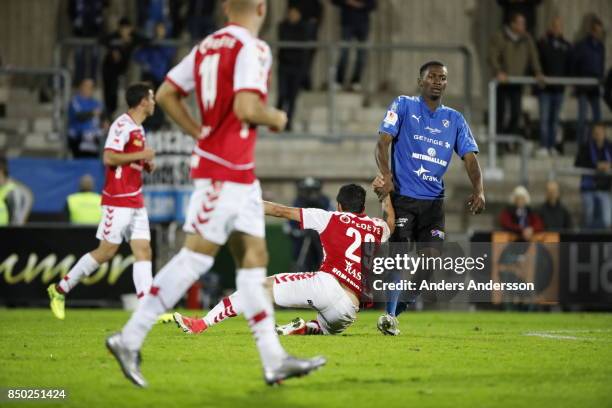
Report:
0,309,611,408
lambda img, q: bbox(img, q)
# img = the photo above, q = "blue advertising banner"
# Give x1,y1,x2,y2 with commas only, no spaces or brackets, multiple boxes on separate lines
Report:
8,158,104,213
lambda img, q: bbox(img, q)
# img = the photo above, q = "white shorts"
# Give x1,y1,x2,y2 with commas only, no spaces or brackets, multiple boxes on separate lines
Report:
183,179,265,245
96,206,151,244
272,271,359,335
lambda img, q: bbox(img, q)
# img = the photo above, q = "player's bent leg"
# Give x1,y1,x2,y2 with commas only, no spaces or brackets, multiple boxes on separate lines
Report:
48,240,119,320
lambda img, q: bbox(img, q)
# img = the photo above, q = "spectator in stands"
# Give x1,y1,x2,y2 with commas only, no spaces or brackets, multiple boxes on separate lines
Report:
536,16,572,157
572,17,605,143
489,12,544,138
68,78,104,158
286,177,332,272
64,174,102,225
101,17,145,117
289,0,323,90
187,0,217,42
537,180,572,231
575,122,611,229
332,0,377,92
497,0,542,36
500,185,544,241
277,6,309,131
68,0,107,85
137,0,176,37
134,22,176,88
0,155,18,226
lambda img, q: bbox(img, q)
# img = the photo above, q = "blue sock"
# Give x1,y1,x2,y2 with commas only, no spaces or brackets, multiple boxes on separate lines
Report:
385,271,401,316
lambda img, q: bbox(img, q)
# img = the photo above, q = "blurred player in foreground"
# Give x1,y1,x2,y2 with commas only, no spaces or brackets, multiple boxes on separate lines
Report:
174,183,394,335
374,61,485,335
106,0,325,387
48,83,156,320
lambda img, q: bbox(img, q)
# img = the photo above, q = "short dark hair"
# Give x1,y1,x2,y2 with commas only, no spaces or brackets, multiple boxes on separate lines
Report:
125,83,152,108
419,61,445,78
336,184,366,214
0,155,8,177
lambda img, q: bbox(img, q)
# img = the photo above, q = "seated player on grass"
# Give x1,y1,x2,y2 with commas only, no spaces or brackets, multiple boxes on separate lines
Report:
173,181,394,335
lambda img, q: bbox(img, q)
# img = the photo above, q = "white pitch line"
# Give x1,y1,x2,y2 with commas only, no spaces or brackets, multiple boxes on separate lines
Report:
523,332,595,341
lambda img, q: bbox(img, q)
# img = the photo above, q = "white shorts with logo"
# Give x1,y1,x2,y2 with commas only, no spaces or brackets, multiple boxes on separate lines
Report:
96,206,151,244
272,271,358,335
183,179,265,245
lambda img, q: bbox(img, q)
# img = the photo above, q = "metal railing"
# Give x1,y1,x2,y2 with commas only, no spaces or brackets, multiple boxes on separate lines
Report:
55,37,473,139
550,166,612,179
0,67,72,156
486,75,600,180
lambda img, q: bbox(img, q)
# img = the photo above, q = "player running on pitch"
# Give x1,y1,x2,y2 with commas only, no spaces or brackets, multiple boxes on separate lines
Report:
173,183,394,336
106,0,325,387
47,83,156,320
374,61,485,335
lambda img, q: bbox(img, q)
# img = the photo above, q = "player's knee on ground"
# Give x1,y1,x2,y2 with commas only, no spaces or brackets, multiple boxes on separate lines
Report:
91,241,120,263
317,311,356,335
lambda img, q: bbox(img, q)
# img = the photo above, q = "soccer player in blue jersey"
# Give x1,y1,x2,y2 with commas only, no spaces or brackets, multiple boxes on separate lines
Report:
373,61,485,335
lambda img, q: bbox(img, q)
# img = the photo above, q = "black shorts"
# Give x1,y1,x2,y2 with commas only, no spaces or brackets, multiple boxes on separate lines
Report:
390,192,445,250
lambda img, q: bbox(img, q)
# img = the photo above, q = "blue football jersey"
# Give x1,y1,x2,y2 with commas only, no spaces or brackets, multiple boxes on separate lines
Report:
378,95,478,199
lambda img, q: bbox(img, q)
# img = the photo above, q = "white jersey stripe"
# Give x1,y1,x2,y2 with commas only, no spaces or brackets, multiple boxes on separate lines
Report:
193,145,255,170
102,188,143,198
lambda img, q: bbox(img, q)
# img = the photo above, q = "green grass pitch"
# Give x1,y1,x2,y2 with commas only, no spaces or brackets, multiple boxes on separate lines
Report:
0,309,611,408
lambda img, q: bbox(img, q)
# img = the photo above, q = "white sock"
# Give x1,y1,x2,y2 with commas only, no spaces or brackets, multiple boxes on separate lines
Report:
236,268,286,369
132,261,153,300
121,248,214,350
57,253,99,294
203,291,243,327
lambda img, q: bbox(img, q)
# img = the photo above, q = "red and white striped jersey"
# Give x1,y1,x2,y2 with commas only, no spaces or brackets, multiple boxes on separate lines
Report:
165,24,272,184
300,208,391,296
102,113,146,208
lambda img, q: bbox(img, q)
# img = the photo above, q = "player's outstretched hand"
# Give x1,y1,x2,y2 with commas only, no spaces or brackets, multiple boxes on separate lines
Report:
269,110,288,132
142,147,155,162
467,190,485,215
373,173,394,201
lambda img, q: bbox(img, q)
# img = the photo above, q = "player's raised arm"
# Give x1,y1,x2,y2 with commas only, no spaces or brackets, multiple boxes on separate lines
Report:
463,152,485,214
234,91,287,131
263,200,301,221
156,81,201,140
103,147,155,167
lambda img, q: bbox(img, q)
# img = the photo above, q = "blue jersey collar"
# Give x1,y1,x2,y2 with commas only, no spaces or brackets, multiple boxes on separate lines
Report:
419,96,444,116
